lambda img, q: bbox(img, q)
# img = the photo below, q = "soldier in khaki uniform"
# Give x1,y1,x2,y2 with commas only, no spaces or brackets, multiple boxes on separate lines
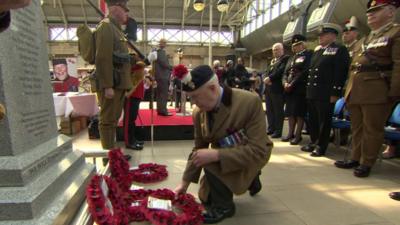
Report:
335,0,400,177
174,65,272,224
95,0,132,150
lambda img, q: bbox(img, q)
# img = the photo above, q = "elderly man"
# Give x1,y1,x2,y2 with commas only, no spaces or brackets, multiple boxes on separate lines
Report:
264,43,290,138
301,23,350,157
155,38,173,116
95,0,132,156
174,65,272,224
0,0,31,32
335,0,400,177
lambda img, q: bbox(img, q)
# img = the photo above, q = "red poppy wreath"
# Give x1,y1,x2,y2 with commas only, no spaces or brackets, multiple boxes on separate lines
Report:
130,163,168,184
140,189,204,225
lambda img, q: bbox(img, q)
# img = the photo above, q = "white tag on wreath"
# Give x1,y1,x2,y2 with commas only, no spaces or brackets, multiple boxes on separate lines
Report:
131,201,141,207
130,184,143,191
129,166,139,170
147,197,172,211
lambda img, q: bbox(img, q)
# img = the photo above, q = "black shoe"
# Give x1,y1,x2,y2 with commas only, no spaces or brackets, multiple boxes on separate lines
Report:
158,112,172,116
248,174,262,196
124,154,132,161
334,160,360,169
203,205,235,224
136,140,145,145
290,137,302,145
353,165,371,178
126,143,143,150
389,192,400,201
267,130,275,135
281,135,294,142
310,148,325,157
270,132,282,138
301,144,315,152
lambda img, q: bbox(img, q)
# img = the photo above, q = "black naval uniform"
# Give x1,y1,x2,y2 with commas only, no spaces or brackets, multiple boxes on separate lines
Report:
0,11,11,33
306,42,350,155
283,50,313,117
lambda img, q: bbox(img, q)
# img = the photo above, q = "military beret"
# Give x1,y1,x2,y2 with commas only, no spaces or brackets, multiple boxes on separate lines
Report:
318,23,342,35
52,58,67,65
292,34,307,45
172,64,215,92
367,0,400,13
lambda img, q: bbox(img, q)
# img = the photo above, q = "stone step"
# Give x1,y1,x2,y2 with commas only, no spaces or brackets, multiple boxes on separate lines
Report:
0,161,95,225
0,135,73,187
0,150,92,220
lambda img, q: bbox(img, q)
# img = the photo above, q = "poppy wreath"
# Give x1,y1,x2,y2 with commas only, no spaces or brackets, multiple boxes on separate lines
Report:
127,189,154,222
130,163,168,183
140,189,204,225
108,149,168,187
86,175,130,225
108,149,132,191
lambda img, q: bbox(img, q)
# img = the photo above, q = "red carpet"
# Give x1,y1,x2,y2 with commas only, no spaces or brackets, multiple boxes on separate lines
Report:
117,109,193,127
135,109,193,126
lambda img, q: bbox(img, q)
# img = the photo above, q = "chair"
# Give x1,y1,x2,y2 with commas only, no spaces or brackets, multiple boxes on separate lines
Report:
331,98,352,158
384,103,400,141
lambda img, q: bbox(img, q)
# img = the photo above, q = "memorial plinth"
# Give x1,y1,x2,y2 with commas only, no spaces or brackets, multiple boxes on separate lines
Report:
0,1,95,224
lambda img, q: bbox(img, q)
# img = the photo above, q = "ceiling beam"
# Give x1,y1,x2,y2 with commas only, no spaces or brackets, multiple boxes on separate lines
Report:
80,0,88,24
57,0,68,26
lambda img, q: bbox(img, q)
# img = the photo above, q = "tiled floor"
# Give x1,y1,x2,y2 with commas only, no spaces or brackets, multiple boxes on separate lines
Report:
73,120,400,225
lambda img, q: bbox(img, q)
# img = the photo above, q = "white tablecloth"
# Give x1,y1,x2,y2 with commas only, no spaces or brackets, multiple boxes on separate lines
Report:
53,92,99,117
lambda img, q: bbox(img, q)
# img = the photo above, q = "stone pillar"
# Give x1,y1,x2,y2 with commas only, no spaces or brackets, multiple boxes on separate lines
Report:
0,1,95,224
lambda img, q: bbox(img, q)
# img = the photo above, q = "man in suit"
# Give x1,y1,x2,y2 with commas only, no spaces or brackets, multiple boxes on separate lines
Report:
174,65,273,224
264,43,290,138
0,0,31,32
155,38,173,116
335,0,400,177
301,23,350,157
95,0,132,154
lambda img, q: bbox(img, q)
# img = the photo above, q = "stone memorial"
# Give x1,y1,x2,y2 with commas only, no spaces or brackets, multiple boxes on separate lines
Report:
0,1,95,224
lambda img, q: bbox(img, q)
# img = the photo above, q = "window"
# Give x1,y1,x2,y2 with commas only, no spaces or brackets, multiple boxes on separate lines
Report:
281,0,290,14
271,1,280,20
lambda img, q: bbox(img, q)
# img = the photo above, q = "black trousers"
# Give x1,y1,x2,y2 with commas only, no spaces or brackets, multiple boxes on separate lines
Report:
123,97,141,145
270,92,285,135
307,99,334,152
265,87,274,133
204,170,234,209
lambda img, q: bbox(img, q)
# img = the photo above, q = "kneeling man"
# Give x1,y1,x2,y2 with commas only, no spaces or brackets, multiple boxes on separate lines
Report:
174,65,273,224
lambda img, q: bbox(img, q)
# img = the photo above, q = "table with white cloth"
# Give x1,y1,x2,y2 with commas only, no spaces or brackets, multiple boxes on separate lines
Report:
53,92,99,118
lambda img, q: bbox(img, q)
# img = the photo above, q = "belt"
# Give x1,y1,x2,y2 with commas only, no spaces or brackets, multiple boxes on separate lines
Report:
351,63,393,73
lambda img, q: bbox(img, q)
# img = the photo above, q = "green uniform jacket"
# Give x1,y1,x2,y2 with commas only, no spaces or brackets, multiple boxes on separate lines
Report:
183,87,273,198
345,23,400,104
95,17,132,90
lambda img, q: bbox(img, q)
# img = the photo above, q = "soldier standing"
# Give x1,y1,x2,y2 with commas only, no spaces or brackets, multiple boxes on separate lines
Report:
155,38,173,116
342,16,360,59
301,23,350,157
335,0,400,177
95,0,132,157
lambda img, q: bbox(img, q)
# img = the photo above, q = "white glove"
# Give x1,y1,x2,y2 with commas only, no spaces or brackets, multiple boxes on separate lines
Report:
147,51,158,63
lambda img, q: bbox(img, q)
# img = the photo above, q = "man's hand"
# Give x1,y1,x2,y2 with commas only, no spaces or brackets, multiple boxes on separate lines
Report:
174,180,190,195
330,96,339,103
283,83,292,92
192,149,219,167
263,77,272,85
105,88,115,99
0,0,31,13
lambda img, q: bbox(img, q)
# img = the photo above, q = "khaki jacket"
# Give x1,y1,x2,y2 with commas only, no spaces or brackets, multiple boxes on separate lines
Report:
183,87,273,197
95,17,132,90
345,23,400,104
